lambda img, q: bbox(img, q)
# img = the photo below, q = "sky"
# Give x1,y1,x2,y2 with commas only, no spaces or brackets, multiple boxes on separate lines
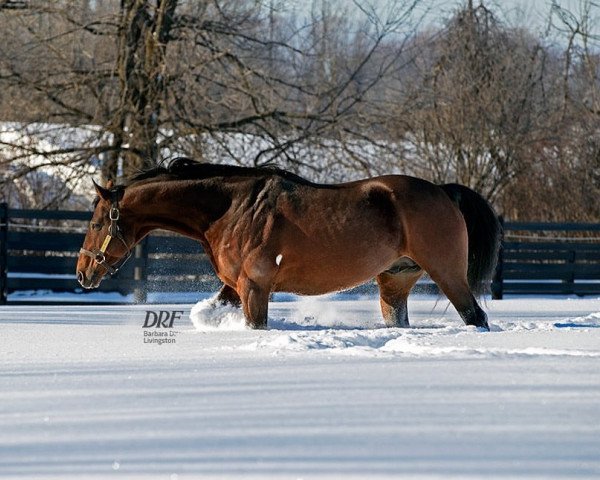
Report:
276,1,597,44
427,0,583,27
415,0,598,45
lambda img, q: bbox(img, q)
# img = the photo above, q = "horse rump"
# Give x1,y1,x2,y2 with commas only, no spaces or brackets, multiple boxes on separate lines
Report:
440,184,502,296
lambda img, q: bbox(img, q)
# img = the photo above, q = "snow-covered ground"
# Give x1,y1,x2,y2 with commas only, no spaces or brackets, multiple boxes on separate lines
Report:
1,295,599,479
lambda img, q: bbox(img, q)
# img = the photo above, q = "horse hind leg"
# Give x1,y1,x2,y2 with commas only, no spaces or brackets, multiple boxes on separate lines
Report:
405,205,490,330
376,258,423,328
438,277,489,330
419,263,490,330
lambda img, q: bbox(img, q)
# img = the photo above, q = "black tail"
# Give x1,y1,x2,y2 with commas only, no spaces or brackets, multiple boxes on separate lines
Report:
441,184,502,295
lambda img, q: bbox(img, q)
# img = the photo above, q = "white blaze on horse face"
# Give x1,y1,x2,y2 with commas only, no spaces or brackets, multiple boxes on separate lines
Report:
276,254,283,266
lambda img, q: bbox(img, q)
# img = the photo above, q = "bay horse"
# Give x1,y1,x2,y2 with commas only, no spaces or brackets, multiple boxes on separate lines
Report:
77,158,501,330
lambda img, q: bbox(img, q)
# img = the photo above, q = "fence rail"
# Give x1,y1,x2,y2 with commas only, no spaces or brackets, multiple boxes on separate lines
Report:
491,219,600,299
0,205,219,304
0,205,599,304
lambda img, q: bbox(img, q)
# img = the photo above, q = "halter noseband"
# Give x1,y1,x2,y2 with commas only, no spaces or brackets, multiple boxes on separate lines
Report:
79,188,131,276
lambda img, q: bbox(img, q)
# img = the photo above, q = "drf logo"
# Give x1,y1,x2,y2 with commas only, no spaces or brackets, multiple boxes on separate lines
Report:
143,310,184,328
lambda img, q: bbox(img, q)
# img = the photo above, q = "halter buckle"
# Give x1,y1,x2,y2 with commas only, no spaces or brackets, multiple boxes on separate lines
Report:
94,251,106,264
109,207,120,221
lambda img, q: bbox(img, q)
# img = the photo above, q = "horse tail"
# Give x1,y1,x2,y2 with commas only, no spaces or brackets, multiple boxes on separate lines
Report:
440,184,502,295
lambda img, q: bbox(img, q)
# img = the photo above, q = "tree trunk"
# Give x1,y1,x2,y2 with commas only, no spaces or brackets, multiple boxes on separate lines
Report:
111,0,178,180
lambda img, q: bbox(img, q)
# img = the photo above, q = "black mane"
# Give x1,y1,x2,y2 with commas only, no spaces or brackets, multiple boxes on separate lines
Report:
123,158,320,188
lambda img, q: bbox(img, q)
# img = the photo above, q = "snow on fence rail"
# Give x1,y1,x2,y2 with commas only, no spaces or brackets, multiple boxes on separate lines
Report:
0,204,599,304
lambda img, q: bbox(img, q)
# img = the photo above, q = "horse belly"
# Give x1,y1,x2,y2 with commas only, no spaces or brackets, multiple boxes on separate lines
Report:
273,243,397,295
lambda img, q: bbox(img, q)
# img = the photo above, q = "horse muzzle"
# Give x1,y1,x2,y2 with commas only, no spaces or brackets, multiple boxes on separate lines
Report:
77,269,102,289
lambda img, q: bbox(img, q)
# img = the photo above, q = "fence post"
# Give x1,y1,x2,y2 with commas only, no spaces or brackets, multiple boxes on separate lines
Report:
491,216,504,300
133,237,148,303
0,203,8,305
566,248,576,295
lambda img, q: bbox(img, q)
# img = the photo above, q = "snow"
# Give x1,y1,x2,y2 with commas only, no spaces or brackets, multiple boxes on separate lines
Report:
1,295,600,479
190,296,248,332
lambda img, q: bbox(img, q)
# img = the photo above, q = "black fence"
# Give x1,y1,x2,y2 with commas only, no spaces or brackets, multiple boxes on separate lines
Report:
0,204,599,304
491,219,600,298
0,204,219,304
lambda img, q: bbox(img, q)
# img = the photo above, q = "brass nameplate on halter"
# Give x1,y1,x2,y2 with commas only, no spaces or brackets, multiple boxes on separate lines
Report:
100,235,113,253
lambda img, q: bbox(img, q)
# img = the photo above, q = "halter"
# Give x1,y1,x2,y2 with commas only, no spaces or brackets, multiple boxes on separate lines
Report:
79,188,132,275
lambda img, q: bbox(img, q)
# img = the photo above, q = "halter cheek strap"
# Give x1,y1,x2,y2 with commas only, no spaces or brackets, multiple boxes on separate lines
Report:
79,189,132,276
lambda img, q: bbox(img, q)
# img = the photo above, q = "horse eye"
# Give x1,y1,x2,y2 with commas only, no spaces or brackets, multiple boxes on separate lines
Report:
90,222,103,231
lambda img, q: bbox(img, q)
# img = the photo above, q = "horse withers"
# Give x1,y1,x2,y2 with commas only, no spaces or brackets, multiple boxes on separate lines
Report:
77,159,501,330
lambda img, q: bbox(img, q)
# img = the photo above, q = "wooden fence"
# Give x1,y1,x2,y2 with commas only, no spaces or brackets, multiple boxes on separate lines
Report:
491,219,600,298
0,205,219,304
0,204,599,304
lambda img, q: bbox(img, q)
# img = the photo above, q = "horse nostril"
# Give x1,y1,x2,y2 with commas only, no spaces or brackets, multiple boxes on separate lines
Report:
77,271,84,285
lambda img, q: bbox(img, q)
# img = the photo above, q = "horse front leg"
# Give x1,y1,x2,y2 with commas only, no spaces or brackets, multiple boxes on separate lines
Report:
216,284,241,308
238,276,270,329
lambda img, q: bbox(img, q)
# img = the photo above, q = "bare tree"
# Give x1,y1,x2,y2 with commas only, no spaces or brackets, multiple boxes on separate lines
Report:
105,0,178,180
396,3,557,202
3,0,595,221
0,0,422,207
533,0,600,222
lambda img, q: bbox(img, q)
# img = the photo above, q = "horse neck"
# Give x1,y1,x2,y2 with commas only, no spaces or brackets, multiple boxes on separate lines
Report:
124,179,231,241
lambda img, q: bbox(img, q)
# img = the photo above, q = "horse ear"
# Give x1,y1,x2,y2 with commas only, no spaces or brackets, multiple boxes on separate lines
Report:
93,180,111,201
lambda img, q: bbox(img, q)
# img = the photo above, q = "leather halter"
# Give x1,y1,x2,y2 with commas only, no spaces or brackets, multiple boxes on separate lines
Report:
79,189,131,275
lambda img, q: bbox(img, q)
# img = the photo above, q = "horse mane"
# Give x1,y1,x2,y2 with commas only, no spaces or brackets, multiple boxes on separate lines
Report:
122,158,321,188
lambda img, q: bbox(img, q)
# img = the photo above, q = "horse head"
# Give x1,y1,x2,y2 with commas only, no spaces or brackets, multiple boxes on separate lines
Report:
76,181,131,289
